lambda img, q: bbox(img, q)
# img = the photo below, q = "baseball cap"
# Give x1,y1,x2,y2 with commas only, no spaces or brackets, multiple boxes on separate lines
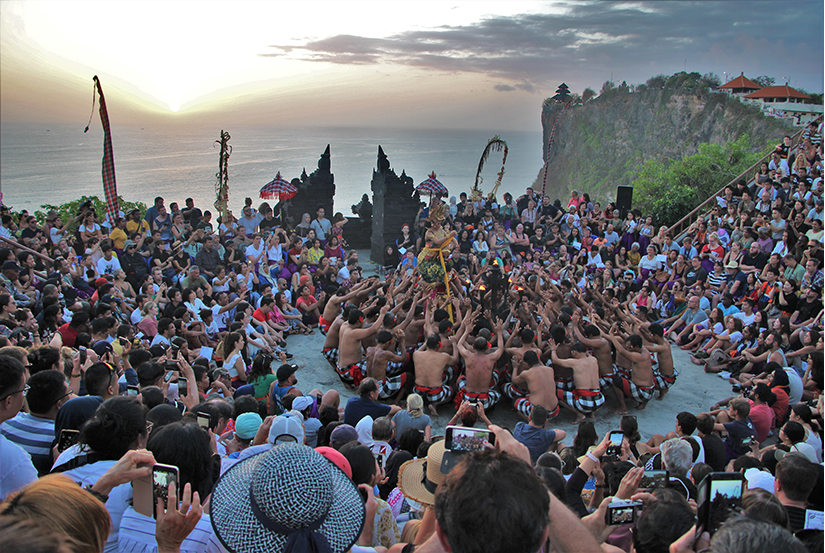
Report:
234,412,263,440
725,261,739,269
315,446,353,479
292,396,313,412
329,424,359,449
1,261,22,272
268,414,304,445
276,364,298,382
92,340,113,357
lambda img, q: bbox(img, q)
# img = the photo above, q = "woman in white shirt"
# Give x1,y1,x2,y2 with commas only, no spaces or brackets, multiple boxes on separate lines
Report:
472,230,489,255
220,331,247,384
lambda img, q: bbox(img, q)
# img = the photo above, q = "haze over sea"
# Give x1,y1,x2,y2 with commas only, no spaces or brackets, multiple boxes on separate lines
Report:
1,123,543,215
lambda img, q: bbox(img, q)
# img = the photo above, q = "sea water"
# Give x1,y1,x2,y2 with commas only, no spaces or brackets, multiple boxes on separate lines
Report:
0,123,543,215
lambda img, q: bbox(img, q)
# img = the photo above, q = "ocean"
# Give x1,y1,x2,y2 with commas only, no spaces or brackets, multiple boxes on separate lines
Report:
0,123,544,215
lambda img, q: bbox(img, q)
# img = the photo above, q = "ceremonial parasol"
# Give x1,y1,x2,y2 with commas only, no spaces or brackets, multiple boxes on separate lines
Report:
416,172,448,197
259,172,298,201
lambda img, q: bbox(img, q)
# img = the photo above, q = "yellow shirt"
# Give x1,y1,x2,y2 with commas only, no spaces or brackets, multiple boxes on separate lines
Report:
109,227,128,250
126,219,150,236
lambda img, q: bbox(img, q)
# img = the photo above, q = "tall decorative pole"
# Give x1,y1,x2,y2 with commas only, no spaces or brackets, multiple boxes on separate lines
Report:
214,130,232,222
84,76,119,224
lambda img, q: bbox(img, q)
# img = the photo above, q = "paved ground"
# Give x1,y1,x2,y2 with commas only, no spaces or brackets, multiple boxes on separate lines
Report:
285,252,735,444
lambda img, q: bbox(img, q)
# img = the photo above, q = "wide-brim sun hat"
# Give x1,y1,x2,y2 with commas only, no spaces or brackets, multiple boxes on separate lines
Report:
397,439,450,506
211,443,365,553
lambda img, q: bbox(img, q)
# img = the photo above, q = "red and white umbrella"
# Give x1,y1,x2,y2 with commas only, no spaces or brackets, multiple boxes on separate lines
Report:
259,172,298,200
416,172,448,197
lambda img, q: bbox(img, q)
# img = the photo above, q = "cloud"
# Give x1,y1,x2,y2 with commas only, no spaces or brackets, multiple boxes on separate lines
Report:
494,84,516,92
260,1,823,92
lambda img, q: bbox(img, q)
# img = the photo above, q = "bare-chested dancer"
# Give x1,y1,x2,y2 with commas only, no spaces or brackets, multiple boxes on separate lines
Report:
319,282,368,334
366,329,408,400
454,317,505,410
605,331,655,414
571,313,615,393
412,333,460,416
336,303,390,386
640,323,677,400
504,350,559,421
550,341,604,423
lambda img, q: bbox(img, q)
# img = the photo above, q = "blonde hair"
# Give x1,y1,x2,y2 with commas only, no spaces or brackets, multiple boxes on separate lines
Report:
407,393,424,419
0,474,111,553
141,301,156,316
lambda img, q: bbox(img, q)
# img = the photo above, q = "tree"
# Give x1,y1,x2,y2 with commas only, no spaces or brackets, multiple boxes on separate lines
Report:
633,135,769,227
703,72,722,88
600,80,615,95
582,87,596,103
752,75,776,88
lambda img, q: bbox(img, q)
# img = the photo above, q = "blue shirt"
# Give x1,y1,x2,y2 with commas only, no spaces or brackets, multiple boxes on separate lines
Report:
513,422,557,464
343,396,391,427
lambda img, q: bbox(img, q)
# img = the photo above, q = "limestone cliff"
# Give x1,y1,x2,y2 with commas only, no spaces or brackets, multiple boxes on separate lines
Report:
536,81,793,203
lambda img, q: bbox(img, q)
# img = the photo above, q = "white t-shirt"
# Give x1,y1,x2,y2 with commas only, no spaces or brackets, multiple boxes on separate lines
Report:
97,255,122,276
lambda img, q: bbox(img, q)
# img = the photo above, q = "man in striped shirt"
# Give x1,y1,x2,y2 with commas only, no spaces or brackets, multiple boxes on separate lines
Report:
0,369,72,474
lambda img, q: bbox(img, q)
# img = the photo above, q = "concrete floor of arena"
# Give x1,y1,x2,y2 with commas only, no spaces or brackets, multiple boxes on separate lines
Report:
284,250,734,442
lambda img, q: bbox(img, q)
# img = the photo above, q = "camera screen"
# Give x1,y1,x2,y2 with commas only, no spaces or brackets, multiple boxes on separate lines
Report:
448,427,494,452
640,471,668,489
153,470,172,506
708,479,744,533
609,506,636,525
610,432,623,446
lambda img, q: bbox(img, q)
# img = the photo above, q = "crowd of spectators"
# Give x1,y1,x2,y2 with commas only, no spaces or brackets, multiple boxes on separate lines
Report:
0,120,822,553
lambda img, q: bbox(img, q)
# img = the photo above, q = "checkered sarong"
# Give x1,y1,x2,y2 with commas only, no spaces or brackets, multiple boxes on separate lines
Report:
414,383,453,406
377,373,407,399
598,373,616,392
556,388,605,413
653,366,679,391
322,347,338,366
455,376,500,409
612,374,655,403
336,361,365,385
555,377,575,392
386,360,405,377
514,397,560,419
503,382,527,400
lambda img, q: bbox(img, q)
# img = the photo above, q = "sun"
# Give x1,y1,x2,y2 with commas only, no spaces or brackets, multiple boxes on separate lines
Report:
169,104,180,112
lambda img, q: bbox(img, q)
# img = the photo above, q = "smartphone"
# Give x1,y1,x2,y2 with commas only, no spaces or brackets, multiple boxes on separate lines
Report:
152,464,180,520
607,431,624,456
163,370,175,383
127,385,139,397
605,500,642,525
640,469,669,490
78,346,87,365
177,377,188,396
57,429,80,453
697,472,746,535
197,413,211,430
444,425,495,453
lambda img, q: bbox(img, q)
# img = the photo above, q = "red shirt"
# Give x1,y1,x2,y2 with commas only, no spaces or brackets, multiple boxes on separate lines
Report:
748,400,773,444
252,308,273,324
770,387,790,428
58,322,79,348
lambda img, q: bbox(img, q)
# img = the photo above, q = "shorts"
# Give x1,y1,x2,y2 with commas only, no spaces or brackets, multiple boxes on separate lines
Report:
322,347,339,366
514,397,560,420
336,361,365,386
598,373,616,392
414,383,454,406
319,316,332,334
653,366,680,390
503,382,527,400
612,374,655,403
377,373,408,399
455,376,500,409
556,388,605,414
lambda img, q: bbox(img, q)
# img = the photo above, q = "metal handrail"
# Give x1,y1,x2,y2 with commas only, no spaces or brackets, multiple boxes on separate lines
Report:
666,114,822,239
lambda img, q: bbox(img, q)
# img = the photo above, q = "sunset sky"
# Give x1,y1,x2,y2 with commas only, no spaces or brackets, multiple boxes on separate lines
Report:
1,0,822,131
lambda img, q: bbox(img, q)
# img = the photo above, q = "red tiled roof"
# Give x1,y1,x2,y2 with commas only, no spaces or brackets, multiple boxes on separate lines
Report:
744,85,810,99
719,73,761,90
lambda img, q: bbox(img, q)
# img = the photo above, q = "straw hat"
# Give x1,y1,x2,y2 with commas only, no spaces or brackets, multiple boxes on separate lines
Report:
210,444,364,553
398,439,452,506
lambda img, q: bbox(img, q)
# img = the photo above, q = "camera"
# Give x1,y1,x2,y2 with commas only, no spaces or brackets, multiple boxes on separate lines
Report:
605,500,642,525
